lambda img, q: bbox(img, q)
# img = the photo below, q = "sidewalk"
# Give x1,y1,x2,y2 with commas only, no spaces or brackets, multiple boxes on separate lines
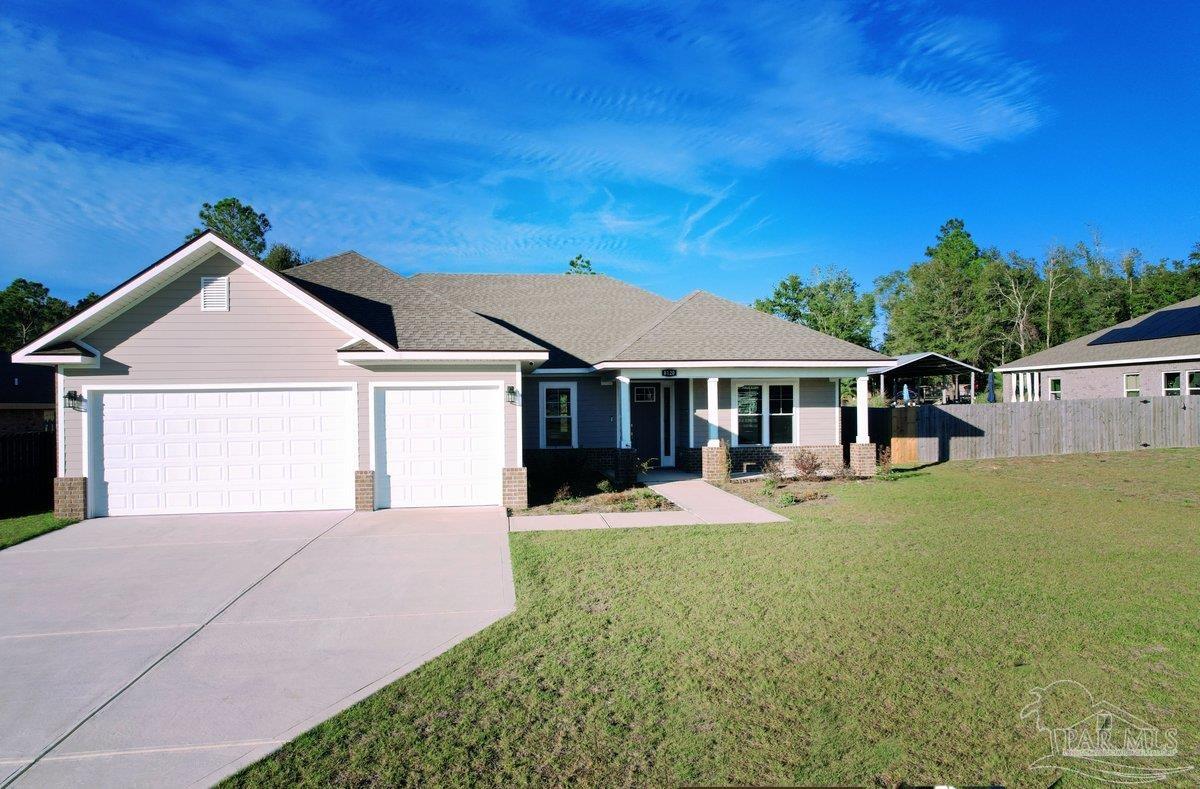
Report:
509,475,786,532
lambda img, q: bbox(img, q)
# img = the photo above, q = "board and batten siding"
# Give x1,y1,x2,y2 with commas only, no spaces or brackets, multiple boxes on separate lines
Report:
521,374,616,447
688,377,839,447
60,253,521,477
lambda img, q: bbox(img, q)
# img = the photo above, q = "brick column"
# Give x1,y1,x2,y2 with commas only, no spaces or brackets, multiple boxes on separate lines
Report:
53,477,87,521
849,443,877,477
502,467,528,510
354,470,375,511
701,444,729,483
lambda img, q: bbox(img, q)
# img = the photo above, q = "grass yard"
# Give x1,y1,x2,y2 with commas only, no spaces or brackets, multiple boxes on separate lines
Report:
0,512,75,550
230,449,1200,787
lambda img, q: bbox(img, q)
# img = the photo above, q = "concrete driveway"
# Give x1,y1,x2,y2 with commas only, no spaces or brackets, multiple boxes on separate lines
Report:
0,507,513,788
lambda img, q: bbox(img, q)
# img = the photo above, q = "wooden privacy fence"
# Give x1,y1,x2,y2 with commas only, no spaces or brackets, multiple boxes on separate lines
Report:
862,396,1200,464
0,430,56,517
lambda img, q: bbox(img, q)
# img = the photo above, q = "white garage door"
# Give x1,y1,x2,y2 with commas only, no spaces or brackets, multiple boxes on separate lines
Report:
375,385,503,507
90,387,355,516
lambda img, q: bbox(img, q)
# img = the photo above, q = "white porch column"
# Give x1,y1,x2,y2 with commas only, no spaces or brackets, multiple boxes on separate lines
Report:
856,375,870,444
706,376,720,446
969,371,976,402
1033,372,1041,401
617,376,632,449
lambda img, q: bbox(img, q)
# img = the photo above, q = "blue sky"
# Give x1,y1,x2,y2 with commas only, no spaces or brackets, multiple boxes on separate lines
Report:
1,1,1197,305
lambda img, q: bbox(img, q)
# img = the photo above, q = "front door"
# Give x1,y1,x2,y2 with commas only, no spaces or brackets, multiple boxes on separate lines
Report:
630,383,661,466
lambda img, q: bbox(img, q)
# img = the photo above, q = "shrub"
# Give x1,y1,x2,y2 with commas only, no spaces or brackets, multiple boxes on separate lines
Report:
875,447,899,480
760,478,777,497
778,492,797,506
792,449,821,479
762,459,784,487
595,478,614,494
553,483,573,502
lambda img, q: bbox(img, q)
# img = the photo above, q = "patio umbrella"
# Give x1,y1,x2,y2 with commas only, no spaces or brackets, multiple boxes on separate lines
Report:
986,371,996,403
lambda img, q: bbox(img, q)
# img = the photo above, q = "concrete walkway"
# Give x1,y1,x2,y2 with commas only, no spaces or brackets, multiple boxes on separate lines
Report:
509,474,786,532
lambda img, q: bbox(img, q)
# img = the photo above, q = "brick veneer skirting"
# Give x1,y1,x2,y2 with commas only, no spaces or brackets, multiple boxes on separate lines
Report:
54,477,87,521
502,467,528,509
728,444,845,474
525,447,639,490
354,470,375,511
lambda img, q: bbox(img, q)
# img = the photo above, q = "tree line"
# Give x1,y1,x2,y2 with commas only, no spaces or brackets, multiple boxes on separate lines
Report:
756,218,1200,371
4,199,1197,368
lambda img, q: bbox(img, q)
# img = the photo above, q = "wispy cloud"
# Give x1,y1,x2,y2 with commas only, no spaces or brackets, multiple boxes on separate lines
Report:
0,0,1044,295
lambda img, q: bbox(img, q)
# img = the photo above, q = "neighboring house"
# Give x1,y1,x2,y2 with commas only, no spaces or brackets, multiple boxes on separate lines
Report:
0,353,54,434
14,232,891,520
996,294,1200,401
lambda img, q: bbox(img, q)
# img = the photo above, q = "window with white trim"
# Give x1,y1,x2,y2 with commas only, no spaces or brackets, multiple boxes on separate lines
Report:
736,384,763,445
1189,371,1200,396
1163,371,1182,396
633,385,656,403
768,385,794,444
1123,373,1140,398
539,382,576,448
1048,378,1062,400
200,276,229,311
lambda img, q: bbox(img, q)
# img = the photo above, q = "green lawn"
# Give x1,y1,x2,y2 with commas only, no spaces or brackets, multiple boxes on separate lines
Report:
0,512,75,550
229,449,1200,787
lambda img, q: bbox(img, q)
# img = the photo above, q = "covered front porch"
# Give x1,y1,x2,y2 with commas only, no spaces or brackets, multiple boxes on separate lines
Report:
602,363,883,479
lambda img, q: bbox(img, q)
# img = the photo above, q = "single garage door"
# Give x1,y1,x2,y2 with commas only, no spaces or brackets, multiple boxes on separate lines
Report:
89,387,355,516
375,384,503,507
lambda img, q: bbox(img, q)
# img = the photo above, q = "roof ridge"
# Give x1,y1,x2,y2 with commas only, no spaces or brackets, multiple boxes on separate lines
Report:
289,252,542,352
600,290,703,362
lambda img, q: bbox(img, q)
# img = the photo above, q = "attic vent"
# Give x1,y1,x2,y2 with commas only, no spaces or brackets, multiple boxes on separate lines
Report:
200,276,229,311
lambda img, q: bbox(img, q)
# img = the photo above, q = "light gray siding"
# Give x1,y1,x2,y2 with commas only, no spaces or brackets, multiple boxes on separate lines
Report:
686,377,839,447
61,253,521,476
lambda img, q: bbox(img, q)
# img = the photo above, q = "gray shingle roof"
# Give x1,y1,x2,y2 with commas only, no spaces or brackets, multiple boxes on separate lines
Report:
998,293,1200,370
286,253,543,353
605,291,891,363
409,273,671,367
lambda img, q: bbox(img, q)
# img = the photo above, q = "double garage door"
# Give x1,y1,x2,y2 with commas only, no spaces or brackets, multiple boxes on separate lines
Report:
88,384,503,517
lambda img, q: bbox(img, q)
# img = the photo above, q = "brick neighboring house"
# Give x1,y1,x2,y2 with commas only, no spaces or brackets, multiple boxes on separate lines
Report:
0,353,54,434
14,232,892,520
996,293,1200,401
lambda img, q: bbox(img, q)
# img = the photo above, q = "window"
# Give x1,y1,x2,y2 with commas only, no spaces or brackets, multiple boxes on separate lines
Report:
539,382,576,448
1163,371,1182,396
1189,371,1200,396
633,385,656,403
736,385,763,445
1048,378,1062,400
200,276,229,311
768,385,794,444
1123,373,1140,398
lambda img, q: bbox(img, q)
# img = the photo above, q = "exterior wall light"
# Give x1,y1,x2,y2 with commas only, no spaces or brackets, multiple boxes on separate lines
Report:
63,390,85,411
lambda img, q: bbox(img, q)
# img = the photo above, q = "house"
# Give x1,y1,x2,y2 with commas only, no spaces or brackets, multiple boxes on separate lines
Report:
0,353,54,434
14,232,892,520
996,294,1200,401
